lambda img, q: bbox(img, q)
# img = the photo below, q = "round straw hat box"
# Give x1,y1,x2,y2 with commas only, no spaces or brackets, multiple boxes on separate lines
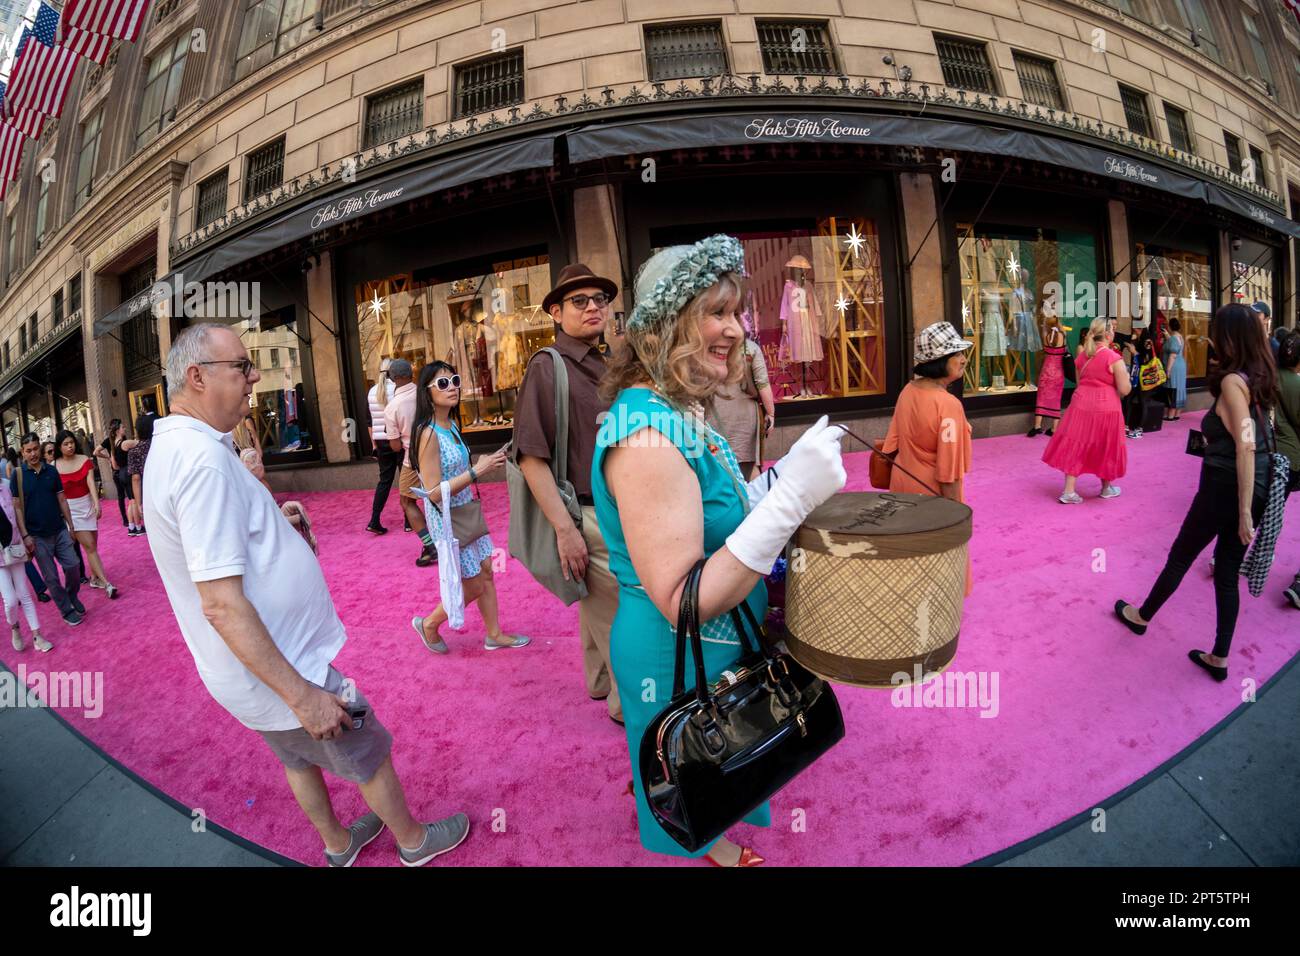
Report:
784,491,972,688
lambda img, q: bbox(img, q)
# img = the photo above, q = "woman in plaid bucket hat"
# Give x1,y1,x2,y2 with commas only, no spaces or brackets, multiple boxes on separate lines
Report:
879,321,974,593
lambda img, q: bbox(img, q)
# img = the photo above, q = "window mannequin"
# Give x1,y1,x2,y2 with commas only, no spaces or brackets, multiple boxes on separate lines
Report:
780,255,823,397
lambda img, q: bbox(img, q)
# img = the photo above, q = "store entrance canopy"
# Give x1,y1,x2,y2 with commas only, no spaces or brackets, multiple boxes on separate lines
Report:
95,134,557,337
566,112,1300,238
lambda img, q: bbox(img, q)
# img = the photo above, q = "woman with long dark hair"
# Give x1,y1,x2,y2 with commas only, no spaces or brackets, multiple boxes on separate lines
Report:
126,412,156,536
55,430,120,599
408,362,522,654
1115,304,1279,680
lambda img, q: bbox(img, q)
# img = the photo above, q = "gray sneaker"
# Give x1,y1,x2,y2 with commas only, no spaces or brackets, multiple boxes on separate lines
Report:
324,812,386,868
398,813,470,867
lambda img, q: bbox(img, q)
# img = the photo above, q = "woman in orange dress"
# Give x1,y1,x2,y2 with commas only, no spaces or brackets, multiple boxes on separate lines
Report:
880,321,974,593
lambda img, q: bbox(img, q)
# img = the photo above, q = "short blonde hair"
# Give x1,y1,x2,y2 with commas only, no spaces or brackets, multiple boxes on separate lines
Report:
600,273,745,406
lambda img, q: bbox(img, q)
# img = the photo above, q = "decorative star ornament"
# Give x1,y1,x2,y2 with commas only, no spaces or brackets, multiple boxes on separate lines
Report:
844,224,865,257
835,295,850,313
1189,286,1198,307
962,302,971,323
1006,255,1020,279
369,293,385,317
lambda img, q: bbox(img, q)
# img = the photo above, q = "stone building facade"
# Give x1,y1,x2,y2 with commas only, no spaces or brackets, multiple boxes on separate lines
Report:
2,0,1299,490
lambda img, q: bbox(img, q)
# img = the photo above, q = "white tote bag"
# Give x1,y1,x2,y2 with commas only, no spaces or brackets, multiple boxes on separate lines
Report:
431,480,465,629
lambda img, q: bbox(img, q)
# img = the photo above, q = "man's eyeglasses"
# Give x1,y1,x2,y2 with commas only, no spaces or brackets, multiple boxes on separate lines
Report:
197,359,256,378
432,374,461,391
564,293,610,310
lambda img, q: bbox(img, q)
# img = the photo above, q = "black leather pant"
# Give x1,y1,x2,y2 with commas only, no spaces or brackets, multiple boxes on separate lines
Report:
1139,468,1266,658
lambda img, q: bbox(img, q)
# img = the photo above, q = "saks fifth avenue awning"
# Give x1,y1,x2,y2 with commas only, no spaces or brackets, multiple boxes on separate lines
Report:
565,112,1300,238
94,134,557,337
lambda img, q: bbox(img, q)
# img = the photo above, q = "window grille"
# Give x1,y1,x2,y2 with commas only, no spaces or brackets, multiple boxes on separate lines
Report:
1119,85,1152,138
244,138,285,202
364,79,424,148
645,23,727,82
1013,52,1064,110
1164,103,1193,154
196,170,228,228
935,35,996,94
454,49,524,119
1223,133,1243,175
756,20,837,75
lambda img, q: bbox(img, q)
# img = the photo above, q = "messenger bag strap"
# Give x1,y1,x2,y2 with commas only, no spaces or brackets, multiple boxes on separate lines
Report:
545,347,571,487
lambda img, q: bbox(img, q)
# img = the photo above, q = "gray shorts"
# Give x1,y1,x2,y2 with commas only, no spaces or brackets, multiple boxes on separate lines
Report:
257,667,393,784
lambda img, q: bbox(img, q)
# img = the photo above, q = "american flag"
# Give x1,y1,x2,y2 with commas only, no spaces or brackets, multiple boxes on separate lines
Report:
0,82,48,140
6,5,81,116
0,122,27,188
61,24,114,64
62,0,151,43
1287,0,1300,29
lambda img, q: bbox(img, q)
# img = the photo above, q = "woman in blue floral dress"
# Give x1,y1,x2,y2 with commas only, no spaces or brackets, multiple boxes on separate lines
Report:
409,361,528,654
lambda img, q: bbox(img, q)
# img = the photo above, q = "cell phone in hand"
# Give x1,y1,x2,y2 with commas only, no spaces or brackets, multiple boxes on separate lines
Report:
345,705,368,731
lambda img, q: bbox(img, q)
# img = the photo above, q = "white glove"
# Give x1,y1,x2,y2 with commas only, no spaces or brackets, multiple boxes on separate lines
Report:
744,417,840,508
726,415,847,574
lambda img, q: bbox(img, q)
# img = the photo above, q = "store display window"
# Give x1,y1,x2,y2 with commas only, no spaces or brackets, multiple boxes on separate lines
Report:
957,225,1099,395
2,408,21,450
1229,237,1278,329
179,306,317,461
652,218,887,404
1134,245,1213,379
244,309,316,456
355,252,553,432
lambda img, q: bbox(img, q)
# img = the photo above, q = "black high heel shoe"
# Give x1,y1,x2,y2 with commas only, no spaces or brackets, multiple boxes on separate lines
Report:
1188,650,1228,682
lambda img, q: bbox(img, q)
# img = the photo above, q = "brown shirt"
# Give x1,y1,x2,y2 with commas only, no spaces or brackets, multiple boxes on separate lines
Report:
513,328,609,499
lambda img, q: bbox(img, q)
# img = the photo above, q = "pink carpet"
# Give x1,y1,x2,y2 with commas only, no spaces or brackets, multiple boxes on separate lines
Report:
4,414,1298,866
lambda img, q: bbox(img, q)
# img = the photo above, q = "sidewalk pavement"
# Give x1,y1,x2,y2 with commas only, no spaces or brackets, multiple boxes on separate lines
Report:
2,653,1297,867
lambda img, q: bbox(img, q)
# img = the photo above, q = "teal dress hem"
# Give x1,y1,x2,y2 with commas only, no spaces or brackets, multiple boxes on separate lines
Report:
591,387,771,859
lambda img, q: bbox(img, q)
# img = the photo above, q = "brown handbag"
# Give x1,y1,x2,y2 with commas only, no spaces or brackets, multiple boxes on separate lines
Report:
419,426,491,545
869,449,893,489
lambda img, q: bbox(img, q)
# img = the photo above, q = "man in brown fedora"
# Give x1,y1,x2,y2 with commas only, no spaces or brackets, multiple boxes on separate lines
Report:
513,264,622,724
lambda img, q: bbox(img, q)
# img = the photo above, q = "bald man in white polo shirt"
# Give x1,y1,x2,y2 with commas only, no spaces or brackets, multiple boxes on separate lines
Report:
145,322,468,868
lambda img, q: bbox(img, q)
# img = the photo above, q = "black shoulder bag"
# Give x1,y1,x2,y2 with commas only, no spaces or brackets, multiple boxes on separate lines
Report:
639,558,845,852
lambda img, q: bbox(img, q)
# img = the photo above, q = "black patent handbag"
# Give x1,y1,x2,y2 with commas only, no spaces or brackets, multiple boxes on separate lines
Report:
639,558,845,853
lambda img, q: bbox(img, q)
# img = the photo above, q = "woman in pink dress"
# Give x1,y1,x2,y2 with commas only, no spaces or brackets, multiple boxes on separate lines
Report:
1028,317,1067,437
1042,318,1130,503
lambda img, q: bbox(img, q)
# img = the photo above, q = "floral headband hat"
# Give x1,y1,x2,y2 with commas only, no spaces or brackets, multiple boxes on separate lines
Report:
627,234,747,333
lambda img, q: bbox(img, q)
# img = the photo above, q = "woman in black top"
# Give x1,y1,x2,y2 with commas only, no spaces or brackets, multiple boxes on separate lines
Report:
103,420,137,529
1115,304,1277,681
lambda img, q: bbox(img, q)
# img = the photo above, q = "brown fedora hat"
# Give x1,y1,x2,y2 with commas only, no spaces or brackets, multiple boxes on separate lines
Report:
542,263,618,315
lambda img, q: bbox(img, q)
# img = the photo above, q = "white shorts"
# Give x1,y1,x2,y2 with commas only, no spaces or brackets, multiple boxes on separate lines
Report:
68,494,97,533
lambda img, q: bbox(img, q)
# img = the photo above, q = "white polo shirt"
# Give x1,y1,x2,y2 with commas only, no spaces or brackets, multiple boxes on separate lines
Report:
143,414,346,731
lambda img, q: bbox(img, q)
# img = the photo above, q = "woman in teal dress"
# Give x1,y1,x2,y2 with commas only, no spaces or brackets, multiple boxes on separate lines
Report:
592,235,848,865
1162,317,1188,421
